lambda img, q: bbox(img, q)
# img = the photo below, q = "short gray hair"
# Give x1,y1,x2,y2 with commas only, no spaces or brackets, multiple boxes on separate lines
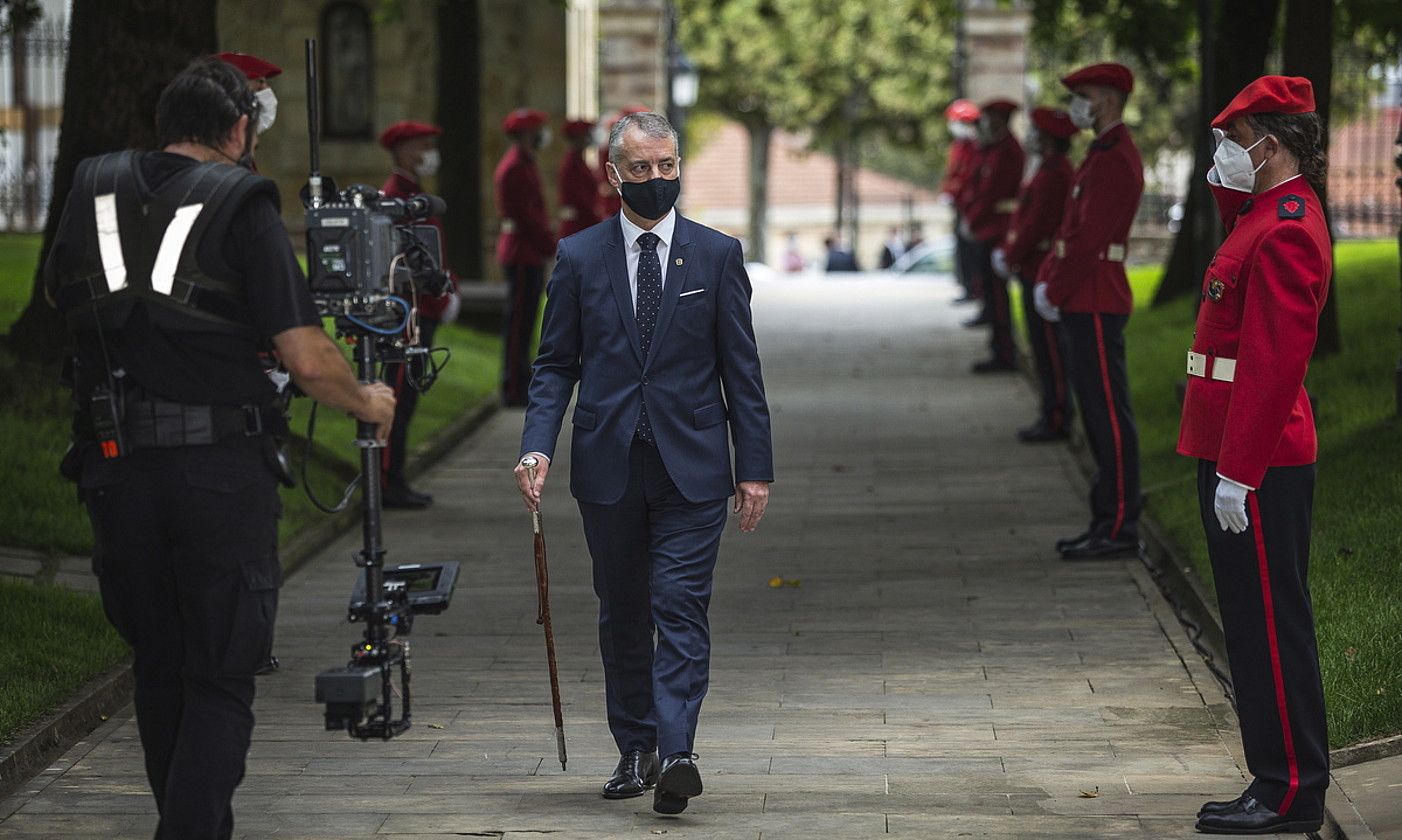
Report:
608,111,679,168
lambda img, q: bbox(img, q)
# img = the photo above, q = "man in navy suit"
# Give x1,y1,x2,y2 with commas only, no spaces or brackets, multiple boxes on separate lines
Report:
515,111,774,815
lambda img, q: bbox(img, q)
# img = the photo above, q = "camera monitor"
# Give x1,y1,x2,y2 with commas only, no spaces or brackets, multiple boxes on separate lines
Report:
348,561,460,617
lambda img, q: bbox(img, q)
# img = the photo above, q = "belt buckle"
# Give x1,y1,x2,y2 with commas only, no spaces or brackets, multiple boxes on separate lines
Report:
243,405,264,436
1186,351,1206,377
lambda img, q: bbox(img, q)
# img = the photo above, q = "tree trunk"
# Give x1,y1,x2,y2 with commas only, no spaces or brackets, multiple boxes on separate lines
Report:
744,119,772,265
845,124,860,261
833,135,848,241
4,0,219,363
1155,0,1280,306
435,0,482,280
1282,0,1339,357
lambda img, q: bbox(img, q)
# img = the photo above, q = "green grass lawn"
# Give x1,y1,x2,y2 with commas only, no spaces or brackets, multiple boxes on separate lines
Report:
0,232,502,744
1119,240,1402,749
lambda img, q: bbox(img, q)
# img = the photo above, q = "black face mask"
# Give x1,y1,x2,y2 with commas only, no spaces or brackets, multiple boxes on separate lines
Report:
618,175,681,220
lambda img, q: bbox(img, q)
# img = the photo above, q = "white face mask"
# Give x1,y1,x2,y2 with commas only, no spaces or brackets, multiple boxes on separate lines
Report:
1212,128,1269,193
416,148,441,178
538,127,553,149
1068,95,1095,130
949,121,976,140
254,88,277,134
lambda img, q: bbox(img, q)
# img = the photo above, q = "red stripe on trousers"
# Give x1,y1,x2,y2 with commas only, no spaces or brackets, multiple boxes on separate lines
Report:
1249,492,1301,816
1092,314,1125,537
1044,320,1066,427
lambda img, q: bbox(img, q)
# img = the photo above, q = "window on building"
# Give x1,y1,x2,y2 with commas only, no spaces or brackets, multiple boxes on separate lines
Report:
321,1,374,138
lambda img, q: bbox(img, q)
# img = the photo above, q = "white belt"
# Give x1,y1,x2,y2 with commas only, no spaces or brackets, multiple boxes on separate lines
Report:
501,219,518,234
1187,351,1236,382
558,207,578,221
995,199,1019,213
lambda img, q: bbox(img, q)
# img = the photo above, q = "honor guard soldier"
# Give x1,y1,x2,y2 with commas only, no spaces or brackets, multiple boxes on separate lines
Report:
1033,62,1144,559
1179,76,1331,836
379,119,459,508
963,99,1025,371
495,107,557,406
559,118,603,237
215,52,281,165
993,107,1079,441
940,99,981,302
43,58,395,840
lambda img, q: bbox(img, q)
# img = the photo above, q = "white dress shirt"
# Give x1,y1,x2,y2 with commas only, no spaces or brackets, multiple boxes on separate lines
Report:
618,209,677,313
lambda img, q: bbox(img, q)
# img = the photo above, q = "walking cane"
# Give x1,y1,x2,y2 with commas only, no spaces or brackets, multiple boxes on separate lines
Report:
522,456,567,771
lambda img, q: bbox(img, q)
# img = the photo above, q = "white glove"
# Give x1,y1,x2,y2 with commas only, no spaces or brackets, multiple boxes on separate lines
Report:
440,290,462,325
1214,475,1251,534
1033,283,1061,322
937,192,954,207
957,218,972,240
990,247,1011,279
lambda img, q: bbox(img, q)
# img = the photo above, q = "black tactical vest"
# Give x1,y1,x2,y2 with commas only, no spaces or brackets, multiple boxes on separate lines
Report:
52,150,280,337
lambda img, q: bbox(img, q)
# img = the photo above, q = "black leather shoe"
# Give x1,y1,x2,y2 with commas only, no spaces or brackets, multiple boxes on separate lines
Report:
382,484,433,509
952,293,978,305
1060,532,1140,560
1194,795,1322,834
1055,530,1092,551
971,357,1018,374
1017,420,1070,443
653,752,702,815
1198,794,1245,817
962,315,991,329
602,750,659,800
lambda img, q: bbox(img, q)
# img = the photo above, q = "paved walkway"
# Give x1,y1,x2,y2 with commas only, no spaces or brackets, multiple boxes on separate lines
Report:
3,273,1284,838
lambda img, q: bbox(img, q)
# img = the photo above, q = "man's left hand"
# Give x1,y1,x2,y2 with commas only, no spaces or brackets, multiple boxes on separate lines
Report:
734,481,770,533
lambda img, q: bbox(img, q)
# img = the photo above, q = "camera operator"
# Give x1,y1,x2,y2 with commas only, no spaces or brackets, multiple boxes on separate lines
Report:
43,57,395,840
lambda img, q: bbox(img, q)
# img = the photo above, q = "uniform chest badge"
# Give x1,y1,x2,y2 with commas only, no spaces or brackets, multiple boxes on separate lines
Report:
1207,279,1225,302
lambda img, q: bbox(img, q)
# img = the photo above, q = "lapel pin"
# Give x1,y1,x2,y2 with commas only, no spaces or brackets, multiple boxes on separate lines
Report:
675,258,684,266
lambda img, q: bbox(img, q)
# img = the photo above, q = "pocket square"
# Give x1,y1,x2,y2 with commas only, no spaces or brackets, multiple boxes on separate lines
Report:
678,288,706,298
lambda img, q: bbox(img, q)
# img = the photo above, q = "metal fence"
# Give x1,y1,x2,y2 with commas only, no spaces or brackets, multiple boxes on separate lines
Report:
0,17,69,233
1328,89,1401,240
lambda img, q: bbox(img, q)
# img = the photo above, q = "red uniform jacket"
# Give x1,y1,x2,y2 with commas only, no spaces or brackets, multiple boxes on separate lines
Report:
494,144,555,267
557,148,602,238
1035,122,1144,314
1001,152,1074,279
961,133,1025,243
1176,177,1331,488
940,138,979,201
953,142,988,217
380,169,456,322
597,145,621,219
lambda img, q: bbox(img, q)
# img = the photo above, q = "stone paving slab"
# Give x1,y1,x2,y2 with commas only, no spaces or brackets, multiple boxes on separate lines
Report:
0,274,1307,839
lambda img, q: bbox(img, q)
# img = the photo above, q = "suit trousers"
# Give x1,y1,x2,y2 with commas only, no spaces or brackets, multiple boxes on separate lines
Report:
1018,276,1073,429
1198,461,1327,819
501,263,545,404
1062,312,1141,537
383,317,439,487
577,439,728,759
81,439,280,840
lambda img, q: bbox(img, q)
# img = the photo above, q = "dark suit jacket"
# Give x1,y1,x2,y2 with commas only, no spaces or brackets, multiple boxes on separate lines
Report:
520,214,774,505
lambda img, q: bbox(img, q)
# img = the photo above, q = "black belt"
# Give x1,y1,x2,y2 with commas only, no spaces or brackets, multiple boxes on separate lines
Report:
122,399,274,448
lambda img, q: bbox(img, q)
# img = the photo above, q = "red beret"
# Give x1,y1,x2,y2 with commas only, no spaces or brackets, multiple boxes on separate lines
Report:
1212,75,1316,129
216,51,282,80
944,99,980,122
502,108,549,133
1030,106,1079,139
1061,62,1134,94
981,99,1019,116
378,120,441,150
563,119,595,138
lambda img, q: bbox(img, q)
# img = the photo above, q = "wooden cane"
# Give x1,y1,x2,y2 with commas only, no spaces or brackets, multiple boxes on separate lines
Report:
522,456,567,771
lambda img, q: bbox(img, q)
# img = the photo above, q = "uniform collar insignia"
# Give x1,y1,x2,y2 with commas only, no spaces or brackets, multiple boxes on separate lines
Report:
1237,198,1254,216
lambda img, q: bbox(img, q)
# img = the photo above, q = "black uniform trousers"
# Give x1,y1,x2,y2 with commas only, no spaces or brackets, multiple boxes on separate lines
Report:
501,262,545,405
1198,461,1328,819
383,317,439,488
577,440,728,760
981,242,1015,364
952,213,971,293
1018,275,1074,430
954,229,984,300
81,438,280,840
1061,312,1141,538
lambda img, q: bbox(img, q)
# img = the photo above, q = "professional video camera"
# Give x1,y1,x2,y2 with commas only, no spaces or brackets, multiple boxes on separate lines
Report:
295,38,460,740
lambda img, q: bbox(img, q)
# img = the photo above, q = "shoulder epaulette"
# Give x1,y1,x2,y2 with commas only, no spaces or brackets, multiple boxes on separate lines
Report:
1278,194,1306,219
